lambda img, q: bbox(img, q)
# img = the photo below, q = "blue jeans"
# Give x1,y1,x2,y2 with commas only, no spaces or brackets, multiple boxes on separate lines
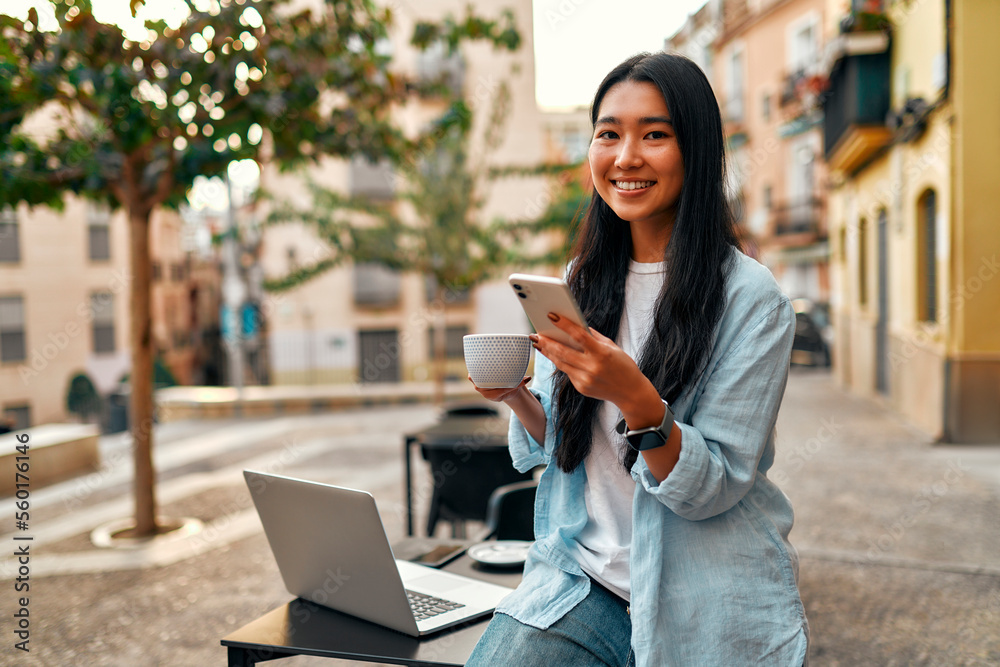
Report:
467,579,634,667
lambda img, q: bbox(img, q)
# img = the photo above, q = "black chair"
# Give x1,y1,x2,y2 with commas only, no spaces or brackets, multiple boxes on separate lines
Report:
479,479,538,542
422,446,533,538
440,401,501,418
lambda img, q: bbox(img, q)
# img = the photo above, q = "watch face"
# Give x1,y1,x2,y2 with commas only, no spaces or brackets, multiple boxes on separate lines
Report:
629,430,667,451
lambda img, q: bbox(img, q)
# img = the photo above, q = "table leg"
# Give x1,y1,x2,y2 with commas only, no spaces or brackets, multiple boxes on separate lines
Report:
227,646,292,666
227,647,255,667
405,435,415,536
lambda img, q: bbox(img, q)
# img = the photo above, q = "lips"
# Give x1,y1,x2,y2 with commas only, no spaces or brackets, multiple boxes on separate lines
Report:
613,180,654,191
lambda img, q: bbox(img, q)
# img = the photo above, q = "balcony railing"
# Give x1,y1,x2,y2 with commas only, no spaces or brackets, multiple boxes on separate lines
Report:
773,197,824,236
779,67,826,110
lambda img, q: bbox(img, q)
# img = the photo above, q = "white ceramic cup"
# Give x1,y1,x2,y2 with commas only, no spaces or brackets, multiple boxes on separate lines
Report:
463,334,532,389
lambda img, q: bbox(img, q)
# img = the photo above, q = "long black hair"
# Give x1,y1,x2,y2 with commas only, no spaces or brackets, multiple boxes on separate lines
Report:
553,52,739,474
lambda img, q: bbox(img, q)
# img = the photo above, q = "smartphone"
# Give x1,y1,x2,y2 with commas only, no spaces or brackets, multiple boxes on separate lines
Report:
392,537,470,568
508,273,589,350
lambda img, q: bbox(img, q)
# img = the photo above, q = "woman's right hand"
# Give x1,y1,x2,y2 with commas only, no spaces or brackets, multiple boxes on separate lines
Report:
468,376,532,404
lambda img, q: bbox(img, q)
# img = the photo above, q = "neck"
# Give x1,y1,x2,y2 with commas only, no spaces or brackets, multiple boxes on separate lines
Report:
629,219,674,262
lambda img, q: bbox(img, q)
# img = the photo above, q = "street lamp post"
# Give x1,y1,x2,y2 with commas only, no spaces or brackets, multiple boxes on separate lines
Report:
222,172,246,404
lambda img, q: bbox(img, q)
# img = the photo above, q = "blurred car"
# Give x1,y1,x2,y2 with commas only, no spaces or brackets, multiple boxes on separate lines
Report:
790,298,832,367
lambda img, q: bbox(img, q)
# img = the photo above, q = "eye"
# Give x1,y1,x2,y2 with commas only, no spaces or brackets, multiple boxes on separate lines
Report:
646,130,670,139
596,130,619,140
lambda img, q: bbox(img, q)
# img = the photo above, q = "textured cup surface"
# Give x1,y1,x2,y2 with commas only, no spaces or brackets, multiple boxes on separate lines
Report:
463,334,532,389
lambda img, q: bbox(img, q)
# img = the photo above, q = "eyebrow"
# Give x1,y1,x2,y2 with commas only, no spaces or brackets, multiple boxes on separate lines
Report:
594,115,673,126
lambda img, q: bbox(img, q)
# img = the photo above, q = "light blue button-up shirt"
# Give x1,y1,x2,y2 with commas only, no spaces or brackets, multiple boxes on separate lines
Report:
498,249,809,666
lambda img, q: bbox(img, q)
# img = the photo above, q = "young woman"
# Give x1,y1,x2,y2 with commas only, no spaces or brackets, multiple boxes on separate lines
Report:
466,52,809,666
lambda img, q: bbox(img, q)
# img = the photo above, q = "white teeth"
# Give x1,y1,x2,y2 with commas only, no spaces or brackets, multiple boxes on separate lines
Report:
615,181,653,190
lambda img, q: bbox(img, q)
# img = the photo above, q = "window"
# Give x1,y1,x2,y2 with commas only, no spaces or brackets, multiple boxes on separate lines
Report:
858,217,869,307
152,262,162,281
561,126,590,162
424,275,470,305
793,24,817,71
763,185,773,210
88,225,110,261
788,136,818,204
0,207,20,263
789,16,819,74
428,325,469,360
917,189,938,322
0,296,26,362
353,263,400,307
3,404,31,430
87,203,111,261
726,48,745,121
416,40,465,93
349,156,395,200
91,292,115,353
762,92,771,122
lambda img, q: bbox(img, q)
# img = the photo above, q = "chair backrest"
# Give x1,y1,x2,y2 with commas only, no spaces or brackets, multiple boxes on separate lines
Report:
441,402,501,418
421,446,532,533
481,480,538,542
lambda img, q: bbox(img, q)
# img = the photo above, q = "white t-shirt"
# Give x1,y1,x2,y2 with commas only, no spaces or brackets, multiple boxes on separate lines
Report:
573,259,666,601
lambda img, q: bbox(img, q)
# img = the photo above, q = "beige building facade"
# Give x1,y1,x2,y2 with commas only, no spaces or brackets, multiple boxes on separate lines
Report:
260,0,548,386
0,200,212,428
0,201,130,427
823,0,1000,442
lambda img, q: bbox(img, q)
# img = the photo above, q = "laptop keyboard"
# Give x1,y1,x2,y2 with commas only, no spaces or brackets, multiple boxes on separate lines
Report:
406,590,466,621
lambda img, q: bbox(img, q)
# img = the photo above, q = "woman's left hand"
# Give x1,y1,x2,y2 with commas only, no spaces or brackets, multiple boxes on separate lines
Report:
531,313,650,408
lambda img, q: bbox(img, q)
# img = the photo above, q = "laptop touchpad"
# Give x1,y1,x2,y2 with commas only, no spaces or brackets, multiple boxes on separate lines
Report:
408,574,466,595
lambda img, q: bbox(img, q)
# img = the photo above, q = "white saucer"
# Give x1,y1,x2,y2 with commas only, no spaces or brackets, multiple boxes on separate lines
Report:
467,540,533,566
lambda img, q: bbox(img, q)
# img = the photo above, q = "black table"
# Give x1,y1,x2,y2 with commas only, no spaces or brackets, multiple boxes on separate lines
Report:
403,414,509,536
222,550,522,666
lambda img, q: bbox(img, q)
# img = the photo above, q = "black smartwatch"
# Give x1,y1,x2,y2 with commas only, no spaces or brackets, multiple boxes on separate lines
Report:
618,399,675,451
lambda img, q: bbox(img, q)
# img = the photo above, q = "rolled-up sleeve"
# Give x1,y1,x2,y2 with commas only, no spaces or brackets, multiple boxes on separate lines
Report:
637,299,796,520
508,351,558,472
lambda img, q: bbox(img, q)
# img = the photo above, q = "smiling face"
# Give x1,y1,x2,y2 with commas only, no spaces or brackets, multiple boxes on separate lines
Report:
589,80,685,238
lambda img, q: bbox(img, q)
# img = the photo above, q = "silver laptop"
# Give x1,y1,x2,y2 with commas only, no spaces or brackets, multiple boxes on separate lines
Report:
243,470,514,636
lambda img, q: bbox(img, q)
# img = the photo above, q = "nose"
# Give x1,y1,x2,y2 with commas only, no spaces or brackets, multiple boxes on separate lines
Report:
615,136,643,169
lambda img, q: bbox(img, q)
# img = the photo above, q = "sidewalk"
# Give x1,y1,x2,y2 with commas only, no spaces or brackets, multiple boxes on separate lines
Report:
155,380,483,422
3,370,999,665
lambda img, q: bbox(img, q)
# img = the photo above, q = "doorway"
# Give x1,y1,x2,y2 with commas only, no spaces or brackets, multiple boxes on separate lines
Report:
358,329,402,384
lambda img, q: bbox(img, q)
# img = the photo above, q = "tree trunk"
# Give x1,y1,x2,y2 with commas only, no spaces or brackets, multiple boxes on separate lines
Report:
432,285,449,406
129,208,158,536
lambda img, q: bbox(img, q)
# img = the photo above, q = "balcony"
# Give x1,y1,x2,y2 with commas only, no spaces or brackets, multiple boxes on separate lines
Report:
821,20,892,173
779,68,827,113
772,197,824,238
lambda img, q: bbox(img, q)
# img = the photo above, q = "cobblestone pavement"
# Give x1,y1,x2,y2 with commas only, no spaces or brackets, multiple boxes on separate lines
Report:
3,370,999,666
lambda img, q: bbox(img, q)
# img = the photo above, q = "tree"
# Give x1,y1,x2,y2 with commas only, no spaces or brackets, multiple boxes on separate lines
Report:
264,80,587,401
0,0,521,537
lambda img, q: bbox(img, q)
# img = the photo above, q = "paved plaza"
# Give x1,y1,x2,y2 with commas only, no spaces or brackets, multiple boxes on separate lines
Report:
2,370,999,666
